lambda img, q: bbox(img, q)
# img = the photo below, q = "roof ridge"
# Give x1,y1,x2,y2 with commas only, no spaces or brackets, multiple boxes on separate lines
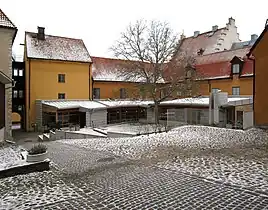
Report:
183,27,225,40
198,46,250,57
25,31,83,41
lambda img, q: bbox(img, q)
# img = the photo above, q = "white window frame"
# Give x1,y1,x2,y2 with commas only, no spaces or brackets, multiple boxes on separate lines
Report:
13,68,18,76
232,64,240,74
232,87,240,95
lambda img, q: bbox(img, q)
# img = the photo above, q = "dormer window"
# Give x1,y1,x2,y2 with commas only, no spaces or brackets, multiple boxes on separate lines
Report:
232,64,240,74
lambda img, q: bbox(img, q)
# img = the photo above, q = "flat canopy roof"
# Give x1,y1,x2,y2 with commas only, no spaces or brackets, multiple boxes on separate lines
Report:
41,96,253,111
41,99,153,110
160,96,253,107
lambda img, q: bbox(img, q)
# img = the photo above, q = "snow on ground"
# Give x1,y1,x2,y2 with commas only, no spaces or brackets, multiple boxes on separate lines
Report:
100,123,166,135
61,125,268,192
157,149,268,193
0,170,81,210
0,146,22,170
61,125,267,160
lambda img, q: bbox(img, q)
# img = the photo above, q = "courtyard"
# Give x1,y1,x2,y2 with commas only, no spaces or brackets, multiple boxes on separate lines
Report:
0,125,268,209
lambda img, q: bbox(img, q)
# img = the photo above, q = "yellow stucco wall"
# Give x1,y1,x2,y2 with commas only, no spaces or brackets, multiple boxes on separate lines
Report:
199,77,253,96
25,58,91,131
252,31,268,126
93,81,141,99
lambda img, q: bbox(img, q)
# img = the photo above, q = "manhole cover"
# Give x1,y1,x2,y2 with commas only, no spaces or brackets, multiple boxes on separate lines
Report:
97,157,115,162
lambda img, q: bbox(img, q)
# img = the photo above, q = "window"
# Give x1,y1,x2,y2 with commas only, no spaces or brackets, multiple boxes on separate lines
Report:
19,69,23,76
58,93,65,99
13,68,18,76
18,105,22,111
58,74,65,83
120,88,127,99
232,64,240,74
232,87,240,95
186,70,192,78
13,90,18,98
211,88,220,93
93,88,100,99
18,90,23,98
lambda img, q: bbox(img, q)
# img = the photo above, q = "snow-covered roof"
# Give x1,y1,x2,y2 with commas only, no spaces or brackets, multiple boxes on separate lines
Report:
160,96,252,107
25,32,92,63
42,100,106,110
0,9,16,28
42,99,153,110
97,100,153,108
92,56,165,83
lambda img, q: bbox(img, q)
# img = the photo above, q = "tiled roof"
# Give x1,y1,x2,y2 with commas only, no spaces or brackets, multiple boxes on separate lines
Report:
195,47,253,79
196,47,250,65
92,56,165,83
0,9,16,28
25,32,92,63
178,29,225,55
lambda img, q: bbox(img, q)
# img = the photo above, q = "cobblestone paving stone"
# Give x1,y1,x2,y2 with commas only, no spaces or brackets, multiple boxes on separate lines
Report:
2,163,268,209
156,148,268,194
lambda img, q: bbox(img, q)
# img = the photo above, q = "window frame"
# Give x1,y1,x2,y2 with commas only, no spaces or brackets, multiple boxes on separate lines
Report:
58,93,66,99
211,88,220,93
13,90,18,98
18,69,23,76
232,86,240,96
58,74,65,83
18,90,23,98
93,88,100,99
232,64,240,74
120,88,127,99
13,68,18,76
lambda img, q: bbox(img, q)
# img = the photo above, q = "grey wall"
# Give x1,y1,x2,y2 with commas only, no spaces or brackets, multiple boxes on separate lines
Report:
86,109,107,127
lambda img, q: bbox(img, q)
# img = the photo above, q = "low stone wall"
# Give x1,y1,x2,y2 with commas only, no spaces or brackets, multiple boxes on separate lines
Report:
55,129,105,140
0,160,50,179
107,132,136,138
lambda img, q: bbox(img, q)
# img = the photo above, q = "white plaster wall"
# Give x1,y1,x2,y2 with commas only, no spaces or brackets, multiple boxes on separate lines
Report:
243,111,253,129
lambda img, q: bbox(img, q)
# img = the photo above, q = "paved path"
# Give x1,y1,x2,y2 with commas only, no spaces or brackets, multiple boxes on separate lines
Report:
3,132,268,209
1,164,268,209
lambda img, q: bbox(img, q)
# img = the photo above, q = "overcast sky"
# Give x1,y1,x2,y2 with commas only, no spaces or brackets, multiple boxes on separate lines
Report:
2,0,268,58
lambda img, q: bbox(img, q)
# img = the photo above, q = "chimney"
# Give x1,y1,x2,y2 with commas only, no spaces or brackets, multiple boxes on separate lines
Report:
194,31,200,37
251,34,258,41
228,17,235,26
212,25,218,32
37,26,45,40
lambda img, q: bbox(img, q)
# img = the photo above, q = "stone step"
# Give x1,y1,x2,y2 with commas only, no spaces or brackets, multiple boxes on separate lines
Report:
38,135,43,142
43,133,50,141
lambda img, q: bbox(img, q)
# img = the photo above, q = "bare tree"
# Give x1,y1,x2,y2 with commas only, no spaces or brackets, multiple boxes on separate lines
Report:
111,19,199,124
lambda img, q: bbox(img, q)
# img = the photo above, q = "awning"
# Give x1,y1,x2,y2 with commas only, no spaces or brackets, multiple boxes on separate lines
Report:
0,71,12,84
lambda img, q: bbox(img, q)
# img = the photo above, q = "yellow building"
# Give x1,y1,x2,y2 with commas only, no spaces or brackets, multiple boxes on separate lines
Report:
195,47,253,96
248,23,268,127
92,56,154,100
24,27,92,131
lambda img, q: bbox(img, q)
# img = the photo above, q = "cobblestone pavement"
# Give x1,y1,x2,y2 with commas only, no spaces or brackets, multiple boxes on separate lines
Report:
155,147,268,194
1,164,268,209
3,131,267,209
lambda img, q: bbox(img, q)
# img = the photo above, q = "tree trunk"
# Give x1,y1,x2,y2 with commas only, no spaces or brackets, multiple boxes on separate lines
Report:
154,102,159,125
